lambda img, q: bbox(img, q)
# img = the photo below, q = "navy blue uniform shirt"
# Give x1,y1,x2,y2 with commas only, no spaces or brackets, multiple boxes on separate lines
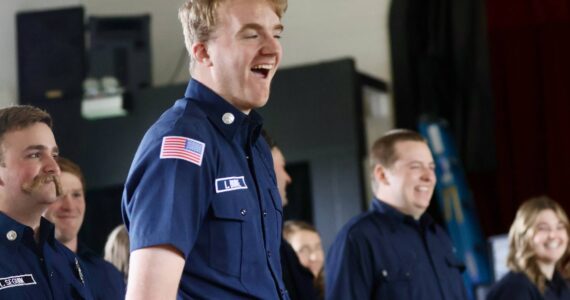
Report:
0,212,92,299
77,244,125,300
281,239,318,300
486,271,570,300
123,79,288,299
325,198,467,300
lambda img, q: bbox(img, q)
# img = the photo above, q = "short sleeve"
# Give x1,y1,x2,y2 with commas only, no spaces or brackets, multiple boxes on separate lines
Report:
123,130,212,258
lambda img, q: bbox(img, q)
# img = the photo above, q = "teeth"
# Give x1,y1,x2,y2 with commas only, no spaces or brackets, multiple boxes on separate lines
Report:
546,241,561,249
252,64,273,70
416,186,429,192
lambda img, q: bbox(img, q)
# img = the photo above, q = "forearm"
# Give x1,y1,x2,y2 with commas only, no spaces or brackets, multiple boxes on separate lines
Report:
126,245,185,300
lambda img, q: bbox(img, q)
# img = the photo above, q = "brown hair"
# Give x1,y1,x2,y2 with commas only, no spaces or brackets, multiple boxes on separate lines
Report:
178,0,288,71
369,129,426,191
0,105,52,162
507,195,570,293
57,157,85,192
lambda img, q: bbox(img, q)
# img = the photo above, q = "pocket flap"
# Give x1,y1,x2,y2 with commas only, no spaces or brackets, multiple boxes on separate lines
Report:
445,254,466,272
211,193,248,221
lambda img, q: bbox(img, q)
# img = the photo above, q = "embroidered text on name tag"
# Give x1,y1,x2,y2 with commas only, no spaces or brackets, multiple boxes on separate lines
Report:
215,176,248,193
0,274,36,290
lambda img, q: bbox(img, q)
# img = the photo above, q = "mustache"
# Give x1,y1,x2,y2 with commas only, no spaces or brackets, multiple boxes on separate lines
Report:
21,174,63,197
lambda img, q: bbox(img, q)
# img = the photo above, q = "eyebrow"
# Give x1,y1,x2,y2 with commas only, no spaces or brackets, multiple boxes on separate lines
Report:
238,23,284,34
24,144,59,153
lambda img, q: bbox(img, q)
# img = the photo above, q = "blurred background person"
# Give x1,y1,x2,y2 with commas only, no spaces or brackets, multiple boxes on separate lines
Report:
284,220,325,299
487,196,570,300
104,224,130,281
263,130,318,299
43,157,125,300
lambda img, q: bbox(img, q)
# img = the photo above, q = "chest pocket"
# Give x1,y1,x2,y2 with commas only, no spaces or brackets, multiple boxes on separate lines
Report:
208,192,249,277
372,245,416,300
442,252,467,298
373,267,412,300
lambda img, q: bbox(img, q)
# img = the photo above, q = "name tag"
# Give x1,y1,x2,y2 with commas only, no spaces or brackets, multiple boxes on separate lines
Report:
215,176,248,193
0,274,36,290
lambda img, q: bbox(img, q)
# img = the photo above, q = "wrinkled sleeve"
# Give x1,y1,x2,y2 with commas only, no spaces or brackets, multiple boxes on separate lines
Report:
122,130,212,259
325,229,374,300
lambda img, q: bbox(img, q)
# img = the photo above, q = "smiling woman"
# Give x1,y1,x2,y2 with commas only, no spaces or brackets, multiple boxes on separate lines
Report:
486,196,570,300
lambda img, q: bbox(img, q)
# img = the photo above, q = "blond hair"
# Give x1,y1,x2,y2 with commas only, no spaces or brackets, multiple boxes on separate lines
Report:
104,224,130,280
507,195,570,293
178,0,288,71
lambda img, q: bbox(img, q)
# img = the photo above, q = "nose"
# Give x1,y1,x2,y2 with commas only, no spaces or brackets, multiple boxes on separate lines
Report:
43,155,61,175
421,167,436,182
260,34,282,57
58,192,73,210
284,171,292,186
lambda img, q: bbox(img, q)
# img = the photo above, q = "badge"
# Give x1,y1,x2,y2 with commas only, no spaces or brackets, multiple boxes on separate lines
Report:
75,257,85,285
0,274,36,290
215,176,248,193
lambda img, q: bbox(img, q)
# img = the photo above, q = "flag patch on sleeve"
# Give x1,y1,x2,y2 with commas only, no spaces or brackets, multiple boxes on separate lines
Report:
160,136,205,166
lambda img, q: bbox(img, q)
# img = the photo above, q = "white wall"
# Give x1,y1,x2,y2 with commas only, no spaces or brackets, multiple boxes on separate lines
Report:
0,0,392,107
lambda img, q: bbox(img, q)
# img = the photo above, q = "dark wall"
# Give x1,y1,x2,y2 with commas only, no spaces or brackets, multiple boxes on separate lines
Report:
260,58,366,251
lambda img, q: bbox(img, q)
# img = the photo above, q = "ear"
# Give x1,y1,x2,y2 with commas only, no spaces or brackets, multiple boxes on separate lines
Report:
374,164,390,186
191,42,212,67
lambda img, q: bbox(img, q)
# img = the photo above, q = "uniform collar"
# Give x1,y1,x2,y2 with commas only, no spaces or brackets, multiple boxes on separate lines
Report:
184,79,264,143
370,198,436,232
0,212,56,247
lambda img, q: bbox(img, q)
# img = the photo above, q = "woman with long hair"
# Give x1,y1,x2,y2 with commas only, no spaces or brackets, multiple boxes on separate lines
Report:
283,220,325,299
487,196,570,299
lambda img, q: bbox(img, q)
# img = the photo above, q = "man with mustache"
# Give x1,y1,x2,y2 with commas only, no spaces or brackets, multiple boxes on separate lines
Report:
0,105,92,299
326,129,468,300
122,0,289,299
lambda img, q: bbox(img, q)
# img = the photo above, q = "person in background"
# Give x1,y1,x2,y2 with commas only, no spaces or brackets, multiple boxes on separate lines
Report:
486,196,570,300
262,130,318,299
43,157,125,300
0,105,91,299
122,0,289,298
325,129,467,300
284,220,325,299
104,224,130,281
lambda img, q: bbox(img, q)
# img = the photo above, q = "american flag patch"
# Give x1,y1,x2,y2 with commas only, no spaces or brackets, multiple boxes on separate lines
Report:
160,136,205,166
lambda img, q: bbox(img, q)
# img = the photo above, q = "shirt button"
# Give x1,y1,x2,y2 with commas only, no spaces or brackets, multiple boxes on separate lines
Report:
267,250,272,258
263,210,267,217
240,209,247,216
6,230,17,241
222,112,235,125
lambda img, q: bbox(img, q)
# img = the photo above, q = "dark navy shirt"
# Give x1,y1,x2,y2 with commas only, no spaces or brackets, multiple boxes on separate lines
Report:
77,244,125,300
325,199,467,300
486,271,570,300
122,79,288,299
281,239,318,300
0,212,92,299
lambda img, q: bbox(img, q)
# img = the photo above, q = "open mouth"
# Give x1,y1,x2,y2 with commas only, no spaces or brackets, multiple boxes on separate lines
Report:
251,64,272,78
